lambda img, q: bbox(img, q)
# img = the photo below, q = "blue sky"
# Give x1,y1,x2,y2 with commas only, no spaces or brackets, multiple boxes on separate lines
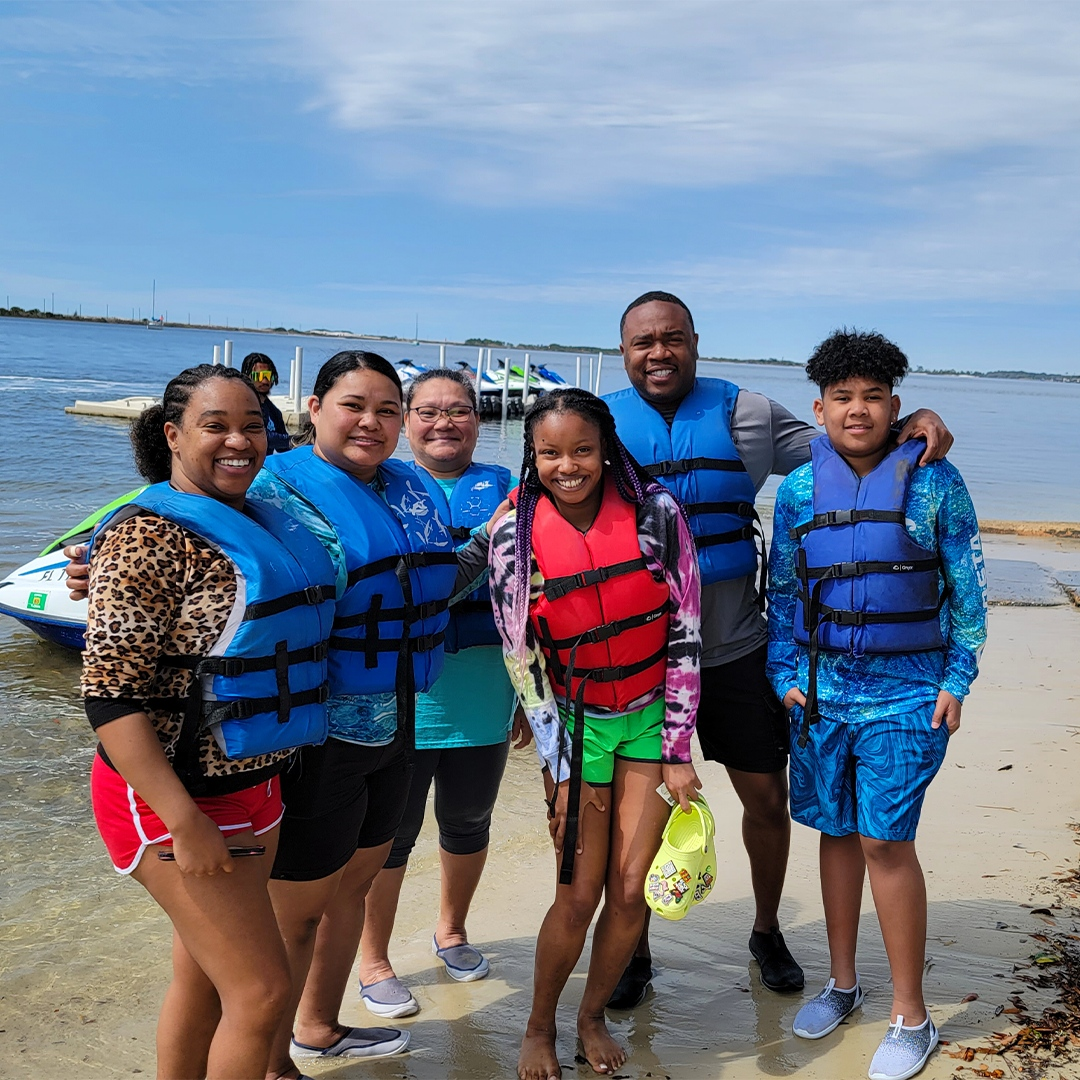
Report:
1,1,1078,373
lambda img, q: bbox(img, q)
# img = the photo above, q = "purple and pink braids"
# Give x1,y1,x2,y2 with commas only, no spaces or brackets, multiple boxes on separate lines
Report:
507,388,691,658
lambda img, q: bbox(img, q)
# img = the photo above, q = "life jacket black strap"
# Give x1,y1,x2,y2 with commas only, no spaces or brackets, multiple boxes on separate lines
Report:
332,597,449,631
543,601,670,650
160,641,329,678
542,557,648,601
202,684,330,727
694,522,757,548
345,550,459,589
243,584,335,622
682,500,756,519
447,525,473,542
796,556,941,585
645,456,746,478
328,630,445,655
558,643,669,687
145,683,331,728
790,509,907,540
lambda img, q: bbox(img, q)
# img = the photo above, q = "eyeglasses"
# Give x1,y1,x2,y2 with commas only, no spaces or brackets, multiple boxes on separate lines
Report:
409,405,476,423
250,369,274,381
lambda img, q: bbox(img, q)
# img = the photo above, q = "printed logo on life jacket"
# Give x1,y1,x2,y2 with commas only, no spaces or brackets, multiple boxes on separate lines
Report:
390,479,453,549
645,611,663,622
892,563,915,571
472,480,494,491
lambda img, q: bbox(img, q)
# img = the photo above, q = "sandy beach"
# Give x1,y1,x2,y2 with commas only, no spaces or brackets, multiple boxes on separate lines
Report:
2,532,1079,1080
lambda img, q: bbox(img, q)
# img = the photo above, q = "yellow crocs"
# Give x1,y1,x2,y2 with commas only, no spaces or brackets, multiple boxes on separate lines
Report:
644,795,716,921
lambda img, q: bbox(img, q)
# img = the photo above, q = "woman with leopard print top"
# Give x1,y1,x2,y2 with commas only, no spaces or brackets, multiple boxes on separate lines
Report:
82,364,330,1080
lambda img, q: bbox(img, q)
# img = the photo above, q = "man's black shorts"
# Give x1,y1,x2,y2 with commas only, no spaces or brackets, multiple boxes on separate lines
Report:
271,733,411,882
696,644,789,774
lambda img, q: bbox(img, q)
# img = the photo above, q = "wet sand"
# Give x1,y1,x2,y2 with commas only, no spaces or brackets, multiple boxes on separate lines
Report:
2,538,1080,1078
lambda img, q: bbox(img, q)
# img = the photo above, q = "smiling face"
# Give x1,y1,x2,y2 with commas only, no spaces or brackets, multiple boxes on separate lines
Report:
405,376,479,478
164,378,267,510
532,409,606,530
620,300,699,405
309,367,403,481
813,376,900,476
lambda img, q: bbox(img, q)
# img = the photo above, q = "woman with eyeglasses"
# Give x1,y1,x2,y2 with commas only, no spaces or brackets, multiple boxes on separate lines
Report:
356,368,527,1018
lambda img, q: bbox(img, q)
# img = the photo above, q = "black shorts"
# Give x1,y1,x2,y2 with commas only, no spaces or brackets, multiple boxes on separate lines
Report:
696,644,789,774
271,734,412,882
384,739,510,870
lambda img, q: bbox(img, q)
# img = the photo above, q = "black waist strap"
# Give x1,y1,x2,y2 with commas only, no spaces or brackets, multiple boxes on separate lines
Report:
645,456,746,478
797,556,940,584
694,522,757,548
449,597,494,617
790,509,907,540
146,683,330,727
243,584,335,621
542,557,648,602
160,641,329,678
542,601,670,651
683,500,756,519
328,630,445,655
557,643,669,688
332,596,448,631
346,550,459,589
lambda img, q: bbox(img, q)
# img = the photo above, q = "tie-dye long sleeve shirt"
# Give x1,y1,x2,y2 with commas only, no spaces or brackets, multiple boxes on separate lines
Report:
489,487,702,781
766,457,987,724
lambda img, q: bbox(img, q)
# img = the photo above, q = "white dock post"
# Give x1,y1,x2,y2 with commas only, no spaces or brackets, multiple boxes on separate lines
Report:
500,357,510,421
292,347,304,413
223,340,233,368
213,345,221,366
595,352,604,396
288,354,297,404
522,352,532,404
588,354,595,393
439,343,446,369
575,355,582,388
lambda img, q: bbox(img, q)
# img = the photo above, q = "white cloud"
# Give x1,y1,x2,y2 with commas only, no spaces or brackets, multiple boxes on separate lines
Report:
276,1,1080,201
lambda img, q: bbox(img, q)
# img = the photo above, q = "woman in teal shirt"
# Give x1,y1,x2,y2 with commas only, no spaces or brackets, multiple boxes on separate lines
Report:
357,368,528,1017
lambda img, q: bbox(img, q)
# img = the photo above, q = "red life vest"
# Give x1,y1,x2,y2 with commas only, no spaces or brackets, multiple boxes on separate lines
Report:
525,480,670,711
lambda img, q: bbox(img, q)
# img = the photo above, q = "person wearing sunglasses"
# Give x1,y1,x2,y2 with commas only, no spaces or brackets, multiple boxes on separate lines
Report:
241,352,291,454
355,368,528,1019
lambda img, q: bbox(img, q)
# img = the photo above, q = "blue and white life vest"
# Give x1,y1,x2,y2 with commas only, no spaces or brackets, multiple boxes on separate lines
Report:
263,448,459,702
408,461,510,653
606,379,761,587
89,482,336,773
791,436,945,744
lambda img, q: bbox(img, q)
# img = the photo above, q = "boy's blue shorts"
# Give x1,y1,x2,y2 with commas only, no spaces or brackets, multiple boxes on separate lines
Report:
788,704,949,842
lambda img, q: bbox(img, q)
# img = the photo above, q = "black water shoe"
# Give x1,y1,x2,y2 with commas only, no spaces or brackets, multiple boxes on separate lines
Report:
606,955,653,1009
749,928,804,993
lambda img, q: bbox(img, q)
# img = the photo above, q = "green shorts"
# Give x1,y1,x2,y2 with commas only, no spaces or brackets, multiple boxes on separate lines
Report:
561,697,665,785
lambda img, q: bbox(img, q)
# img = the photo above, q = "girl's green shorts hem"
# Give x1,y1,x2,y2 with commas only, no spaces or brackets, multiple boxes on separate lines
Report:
560,697,665,785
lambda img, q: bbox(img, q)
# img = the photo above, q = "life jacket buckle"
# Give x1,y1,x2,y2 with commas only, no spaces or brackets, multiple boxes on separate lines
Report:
827,510,856,526
312,641,329,662
215,657,246,678
651,460,677,477
315,684,330,703
830,610,865,626
303,586,324,605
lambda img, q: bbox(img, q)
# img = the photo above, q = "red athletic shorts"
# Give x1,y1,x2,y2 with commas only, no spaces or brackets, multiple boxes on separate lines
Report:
90,753,284,875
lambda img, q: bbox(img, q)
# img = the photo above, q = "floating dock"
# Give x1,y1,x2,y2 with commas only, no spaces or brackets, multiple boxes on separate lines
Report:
66,395,309,433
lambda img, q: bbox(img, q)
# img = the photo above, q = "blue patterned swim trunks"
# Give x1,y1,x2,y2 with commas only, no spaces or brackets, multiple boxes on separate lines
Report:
788,704,949,841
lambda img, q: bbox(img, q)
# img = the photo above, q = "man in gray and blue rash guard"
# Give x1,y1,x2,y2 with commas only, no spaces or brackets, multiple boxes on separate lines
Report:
604,293,954,1006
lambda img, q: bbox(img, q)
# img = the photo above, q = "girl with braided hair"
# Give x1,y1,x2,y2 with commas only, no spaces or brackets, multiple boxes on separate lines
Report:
488,388,703,1080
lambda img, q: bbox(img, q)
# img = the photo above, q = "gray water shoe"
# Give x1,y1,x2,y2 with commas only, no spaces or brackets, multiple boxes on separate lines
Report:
792,977,864,1039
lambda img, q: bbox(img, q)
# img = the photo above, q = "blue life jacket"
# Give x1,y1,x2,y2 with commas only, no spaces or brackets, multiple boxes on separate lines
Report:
408,461,510,653
606,379,761,588
89,483,336,778
791,437,945,745
263,449,459,713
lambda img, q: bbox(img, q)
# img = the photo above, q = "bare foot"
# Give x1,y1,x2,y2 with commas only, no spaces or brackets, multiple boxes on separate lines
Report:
518,1026,562,1080
577,1014,626,1075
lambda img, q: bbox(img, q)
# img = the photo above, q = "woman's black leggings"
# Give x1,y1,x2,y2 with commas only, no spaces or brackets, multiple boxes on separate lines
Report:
383,739,510,869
